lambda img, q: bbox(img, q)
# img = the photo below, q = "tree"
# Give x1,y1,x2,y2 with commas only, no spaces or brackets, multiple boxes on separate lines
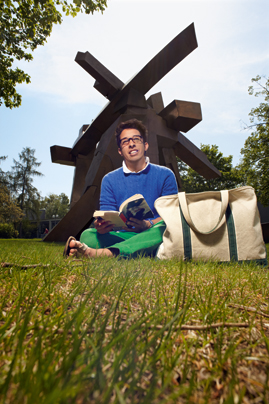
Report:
9,147,43,235
0,155,8,186
0,156,23,224
239,76,269,206
0,156,23,237
10,147,43,210
0,185,23,224
41,193,70,218
0,0,108,108
178,144,241,193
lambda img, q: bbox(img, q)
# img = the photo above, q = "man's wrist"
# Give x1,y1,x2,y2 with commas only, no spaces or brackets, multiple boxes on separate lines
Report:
147,219,154,228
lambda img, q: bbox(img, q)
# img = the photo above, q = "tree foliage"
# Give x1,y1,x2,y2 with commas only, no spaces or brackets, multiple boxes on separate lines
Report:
0,185,23,224
0,155,8,186
0,156,23,224
239,76,269,206
10,147,43,211
178,144,241,193
8,147,43,236
41,192,69,218
0,0,107,108
1,151,71,237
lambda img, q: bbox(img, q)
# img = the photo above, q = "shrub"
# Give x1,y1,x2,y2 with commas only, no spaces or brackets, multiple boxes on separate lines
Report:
0,223,19,238
21,220,38,238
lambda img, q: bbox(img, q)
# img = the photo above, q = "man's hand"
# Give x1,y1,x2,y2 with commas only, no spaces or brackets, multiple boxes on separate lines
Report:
94,218,114,234
126,217,151,233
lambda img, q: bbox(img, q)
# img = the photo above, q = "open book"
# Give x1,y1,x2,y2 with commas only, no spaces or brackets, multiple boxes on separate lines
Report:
93,194,154,230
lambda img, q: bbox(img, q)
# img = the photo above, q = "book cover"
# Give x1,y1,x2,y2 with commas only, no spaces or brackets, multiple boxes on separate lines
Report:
93,194,154,230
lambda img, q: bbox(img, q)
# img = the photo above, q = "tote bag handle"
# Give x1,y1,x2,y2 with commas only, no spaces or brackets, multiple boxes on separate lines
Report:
178,190,229,234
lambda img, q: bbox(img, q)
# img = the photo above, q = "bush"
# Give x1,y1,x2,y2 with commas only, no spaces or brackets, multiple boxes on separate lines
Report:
21,220,38,238
0,223,19,238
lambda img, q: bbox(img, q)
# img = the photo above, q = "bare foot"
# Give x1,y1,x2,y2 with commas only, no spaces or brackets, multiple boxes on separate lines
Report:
69,239,114,258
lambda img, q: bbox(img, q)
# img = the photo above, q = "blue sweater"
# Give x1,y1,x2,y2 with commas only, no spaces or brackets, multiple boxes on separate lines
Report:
100,163,178,219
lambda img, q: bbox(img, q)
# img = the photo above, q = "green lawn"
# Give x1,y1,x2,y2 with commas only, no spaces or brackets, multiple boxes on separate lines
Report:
0,239,269,404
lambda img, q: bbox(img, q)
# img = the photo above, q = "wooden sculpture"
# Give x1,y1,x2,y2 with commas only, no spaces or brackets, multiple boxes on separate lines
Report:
45,23,221,242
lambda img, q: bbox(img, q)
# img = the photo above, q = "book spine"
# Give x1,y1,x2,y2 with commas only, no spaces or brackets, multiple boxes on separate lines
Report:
119,212,128,223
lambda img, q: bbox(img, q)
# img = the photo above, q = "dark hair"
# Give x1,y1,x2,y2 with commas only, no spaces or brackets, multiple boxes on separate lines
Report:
115,119,148,148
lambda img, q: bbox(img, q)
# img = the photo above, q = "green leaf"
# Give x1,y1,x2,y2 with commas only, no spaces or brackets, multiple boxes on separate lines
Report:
0,0,108,108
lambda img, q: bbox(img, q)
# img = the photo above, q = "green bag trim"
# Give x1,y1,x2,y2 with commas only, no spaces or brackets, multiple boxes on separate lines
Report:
180,206,192,260
225,204,238,261
237,258,268,266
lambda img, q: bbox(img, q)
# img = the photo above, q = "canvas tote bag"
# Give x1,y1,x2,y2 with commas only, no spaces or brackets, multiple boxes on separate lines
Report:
155,186,267,264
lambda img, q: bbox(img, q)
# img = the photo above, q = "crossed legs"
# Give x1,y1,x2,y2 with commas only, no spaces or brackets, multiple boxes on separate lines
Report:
64,221,166,259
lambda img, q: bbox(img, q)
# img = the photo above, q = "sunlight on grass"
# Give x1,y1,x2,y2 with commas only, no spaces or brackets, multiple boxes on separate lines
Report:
0,239,269,403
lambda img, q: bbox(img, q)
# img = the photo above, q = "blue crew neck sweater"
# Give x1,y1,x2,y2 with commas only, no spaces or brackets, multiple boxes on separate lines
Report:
99,163,178,219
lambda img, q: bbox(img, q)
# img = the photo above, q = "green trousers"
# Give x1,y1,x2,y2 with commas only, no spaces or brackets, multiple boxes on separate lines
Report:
80,220,166,258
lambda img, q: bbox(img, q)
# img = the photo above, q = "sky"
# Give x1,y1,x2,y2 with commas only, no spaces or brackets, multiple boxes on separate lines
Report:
0,0,268,200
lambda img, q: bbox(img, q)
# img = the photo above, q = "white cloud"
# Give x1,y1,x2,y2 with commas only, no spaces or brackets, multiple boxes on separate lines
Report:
17,0,268,112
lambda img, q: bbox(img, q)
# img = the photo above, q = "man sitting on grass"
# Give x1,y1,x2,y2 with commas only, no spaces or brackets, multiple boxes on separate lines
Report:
64,119,178,259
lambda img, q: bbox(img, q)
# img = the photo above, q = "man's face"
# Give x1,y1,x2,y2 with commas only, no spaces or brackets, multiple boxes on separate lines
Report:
118,128,148,165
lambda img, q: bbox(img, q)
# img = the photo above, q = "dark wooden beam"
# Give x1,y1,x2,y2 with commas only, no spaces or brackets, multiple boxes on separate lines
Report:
50,146,75,166
70,151,95,208
159,100,202,133
72,125,103,157
174,132,221,179
161,147,182,191
75,51,124,100
126,23,198,95
147,93,164,114
113,88,148,113
44,186,99,242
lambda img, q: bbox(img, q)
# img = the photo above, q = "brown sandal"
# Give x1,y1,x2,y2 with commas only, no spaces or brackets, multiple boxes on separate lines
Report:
63,236,88,258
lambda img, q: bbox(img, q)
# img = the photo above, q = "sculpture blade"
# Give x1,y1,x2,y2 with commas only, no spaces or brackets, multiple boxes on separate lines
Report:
125,23,197,95
75,51,124,100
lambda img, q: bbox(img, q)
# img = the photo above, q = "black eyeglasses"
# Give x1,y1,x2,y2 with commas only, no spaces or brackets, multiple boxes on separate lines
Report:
120,135,143,147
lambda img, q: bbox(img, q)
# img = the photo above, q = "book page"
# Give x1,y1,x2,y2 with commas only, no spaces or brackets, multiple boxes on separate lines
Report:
93,211,127,228
120,197,154,221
